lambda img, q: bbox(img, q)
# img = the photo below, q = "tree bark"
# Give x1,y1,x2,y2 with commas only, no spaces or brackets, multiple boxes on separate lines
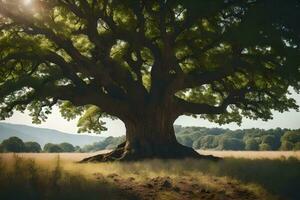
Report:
80,106,219,162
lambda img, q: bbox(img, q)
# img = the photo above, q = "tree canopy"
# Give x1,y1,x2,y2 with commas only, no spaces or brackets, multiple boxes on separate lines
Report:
0,137,42,152
24,141,42,152
44,143,63,152
0,0,299,133
1,136,25,152
1,0,300,160
59,142,75,152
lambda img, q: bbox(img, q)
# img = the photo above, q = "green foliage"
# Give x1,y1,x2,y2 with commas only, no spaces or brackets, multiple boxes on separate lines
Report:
0,137,42,152
59,101,83,121
1,137,26,152
82,136,125,152
43,142,77,153
245,139,259,151
81,126,298,152
0,0,299,134
74,146,82,152
262,135,280,150
44,143,63,153
281,131,300,144
77,106,107,134
280,131,300,150
294,142,300,150
218,138,245,150
59,142,75,152
0,136,79,153
192,135,218,149
259,143,272,151
175,126,290,151
24,142,42,153
280,141,294,151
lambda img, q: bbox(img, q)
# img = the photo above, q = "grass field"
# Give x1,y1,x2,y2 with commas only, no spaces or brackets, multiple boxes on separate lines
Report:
198,150,300,160
0,151,299,200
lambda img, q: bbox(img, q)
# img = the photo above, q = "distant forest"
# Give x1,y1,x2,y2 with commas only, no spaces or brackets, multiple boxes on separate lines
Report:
0,137,80,153
175,126,300,151
82,126,300,152
1,126,300,153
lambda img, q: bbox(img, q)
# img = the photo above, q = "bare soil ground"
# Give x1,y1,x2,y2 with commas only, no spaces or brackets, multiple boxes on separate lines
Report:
96,172,260,200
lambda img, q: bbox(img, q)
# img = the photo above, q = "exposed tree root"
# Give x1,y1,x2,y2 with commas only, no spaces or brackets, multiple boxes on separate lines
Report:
80,142,220,163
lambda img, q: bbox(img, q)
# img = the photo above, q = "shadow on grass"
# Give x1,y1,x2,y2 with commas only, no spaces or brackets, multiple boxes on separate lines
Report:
213,157,300,200
108,157,300,200
0,154,299,200
137,157,300,200
0,155,137,200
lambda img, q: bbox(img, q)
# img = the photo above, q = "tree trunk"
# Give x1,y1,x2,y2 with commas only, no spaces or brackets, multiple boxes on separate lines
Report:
80,106,219,162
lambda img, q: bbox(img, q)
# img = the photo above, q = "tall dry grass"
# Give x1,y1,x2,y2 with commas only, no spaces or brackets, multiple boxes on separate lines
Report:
0,154,135,200
67,154,299,200
198,150,300,160
1,152,299,200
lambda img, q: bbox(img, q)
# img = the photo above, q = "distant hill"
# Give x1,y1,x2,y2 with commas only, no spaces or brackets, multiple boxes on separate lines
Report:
0,122,104,147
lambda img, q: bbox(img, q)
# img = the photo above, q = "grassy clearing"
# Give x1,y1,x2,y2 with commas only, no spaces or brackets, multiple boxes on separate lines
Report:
0,152,299,200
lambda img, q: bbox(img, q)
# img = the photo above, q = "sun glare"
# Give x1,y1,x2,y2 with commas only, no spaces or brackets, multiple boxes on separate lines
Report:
23,0,32,6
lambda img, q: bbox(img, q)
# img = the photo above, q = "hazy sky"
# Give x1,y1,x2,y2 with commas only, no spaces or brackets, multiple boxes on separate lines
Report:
2,93,300,137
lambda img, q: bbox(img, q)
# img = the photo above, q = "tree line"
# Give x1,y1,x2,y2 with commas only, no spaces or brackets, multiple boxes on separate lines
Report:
1,127,300,153
0,137,80,153
175,126,300,151
81,136,125,152
82,127,300,152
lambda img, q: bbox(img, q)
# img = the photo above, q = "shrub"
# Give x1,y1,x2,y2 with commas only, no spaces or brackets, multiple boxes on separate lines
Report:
1,137,26,152
82,136,125,152
262,135,280,150
281,131,300,144
259,143,272,151
218,138,245,150
59,143,75,152
44,143,63,153
193,135,218,149
74,146,82,152
25,142,42,153
280,141,294,150
245,139,259,150
294,142,300,150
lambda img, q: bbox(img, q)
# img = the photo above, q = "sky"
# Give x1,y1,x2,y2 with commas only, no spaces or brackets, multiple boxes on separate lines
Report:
2,93,300,137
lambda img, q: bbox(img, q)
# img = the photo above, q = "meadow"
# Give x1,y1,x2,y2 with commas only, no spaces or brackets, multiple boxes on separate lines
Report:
0,151,299,200
198,150,300,159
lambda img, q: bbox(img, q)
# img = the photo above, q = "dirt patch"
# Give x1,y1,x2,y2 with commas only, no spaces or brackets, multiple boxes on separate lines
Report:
93,173,260,200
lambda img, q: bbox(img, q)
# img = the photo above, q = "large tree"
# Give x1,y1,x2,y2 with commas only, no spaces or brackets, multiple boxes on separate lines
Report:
0,0,299,161
1,137,26,152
